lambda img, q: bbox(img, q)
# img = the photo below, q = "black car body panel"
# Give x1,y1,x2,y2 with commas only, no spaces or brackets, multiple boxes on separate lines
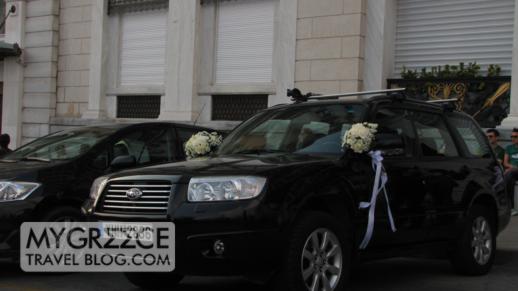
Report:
84,97,512,276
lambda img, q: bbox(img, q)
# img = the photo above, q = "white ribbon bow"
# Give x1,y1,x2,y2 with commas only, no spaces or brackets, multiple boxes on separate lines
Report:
358,150,397,250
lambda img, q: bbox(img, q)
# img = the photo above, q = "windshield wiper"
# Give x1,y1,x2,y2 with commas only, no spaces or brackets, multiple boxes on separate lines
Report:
20,156,51,162
0,159,17,163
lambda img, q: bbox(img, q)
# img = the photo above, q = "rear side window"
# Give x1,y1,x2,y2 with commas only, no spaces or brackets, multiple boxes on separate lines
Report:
411,111,459,157
448,115,491,158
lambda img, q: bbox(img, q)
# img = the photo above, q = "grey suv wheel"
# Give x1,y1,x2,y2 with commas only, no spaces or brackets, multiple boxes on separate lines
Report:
276,212,352,291
450,205,496,275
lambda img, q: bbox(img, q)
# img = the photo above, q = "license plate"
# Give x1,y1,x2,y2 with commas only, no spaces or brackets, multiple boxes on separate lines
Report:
100,222,154,242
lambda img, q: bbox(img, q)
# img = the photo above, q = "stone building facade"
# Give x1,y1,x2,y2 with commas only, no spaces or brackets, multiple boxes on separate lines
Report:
1,0,518,147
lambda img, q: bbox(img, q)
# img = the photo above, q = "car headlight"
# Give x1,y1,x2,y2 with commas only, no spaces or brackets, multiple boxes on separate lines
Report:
0,182,41,202
188,176,267,202
89,176,109,200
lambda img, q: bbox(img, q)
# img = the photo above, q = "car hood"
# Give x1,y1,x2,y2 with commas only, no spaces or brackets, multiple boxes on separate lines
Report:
0,160,67,181
108,154,336,181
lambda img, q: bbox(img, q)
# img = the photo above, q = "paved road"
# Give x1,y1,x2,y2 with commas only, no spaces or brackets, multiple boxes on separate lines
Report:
0,218,516,291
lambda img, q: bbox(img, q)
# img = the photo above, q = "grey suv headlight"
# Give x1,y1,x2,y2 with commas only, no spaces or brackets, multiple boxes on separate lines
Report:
0,182,41,202
89,176,109,200
188,176,267,202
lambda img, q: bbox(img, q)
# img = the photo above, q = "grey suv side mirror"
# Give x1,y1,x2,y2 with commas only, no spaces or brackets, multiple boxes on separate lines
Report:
110,155,136,170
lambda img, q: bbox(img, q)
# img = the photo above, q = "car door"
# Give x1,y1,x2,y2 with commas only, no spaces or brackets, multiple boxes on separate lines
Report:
367,105,429,248
410,110,469,241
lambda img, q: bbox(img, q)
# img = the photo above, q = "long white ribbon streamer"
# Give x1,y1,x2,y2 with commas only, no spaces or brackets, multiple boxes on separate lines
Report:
358,150,397,250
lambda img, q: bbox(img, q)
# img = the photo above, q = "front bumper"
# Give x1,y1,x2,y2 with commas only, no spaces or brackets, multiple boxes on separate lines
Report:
0,200,39,259
87,200,284,276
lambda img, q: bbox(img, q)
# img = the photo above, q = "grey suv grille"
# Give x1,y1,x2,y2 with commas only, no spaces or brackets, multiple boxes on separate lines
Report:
99,180,172,215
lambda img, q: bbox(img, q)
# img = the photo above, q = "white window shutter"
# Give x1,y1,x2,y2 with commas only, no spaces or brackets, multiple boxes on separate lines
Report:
119,9,167,86
215,0,275,84
394,0,515,76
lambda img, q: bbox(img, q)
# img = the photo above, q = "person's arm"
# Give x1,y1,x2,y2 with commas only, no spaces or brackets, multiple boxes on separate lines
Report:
504,152,513,170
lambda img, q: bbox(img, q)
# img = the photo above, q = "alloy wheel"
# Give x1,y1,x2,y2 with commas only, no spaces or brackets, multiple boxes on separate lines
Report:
301,228,343,291
471,216,493,266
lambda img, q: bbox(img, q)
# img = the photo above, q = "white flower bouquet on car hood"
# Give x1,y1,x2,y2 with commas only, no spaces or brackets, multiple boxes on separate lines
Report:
184,131,223,160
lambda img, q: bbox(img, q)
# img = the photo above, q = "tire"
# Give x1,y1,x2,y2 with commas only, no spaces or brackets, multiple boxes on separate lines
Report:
40,206,82,222
450,205,496,276
124,272,183,290
275,211,353,291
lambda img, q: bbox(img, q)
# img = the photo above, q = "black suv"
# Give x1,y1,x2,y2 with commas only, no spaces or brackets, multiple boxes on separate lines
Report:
84,93,511,291
0,122,212,260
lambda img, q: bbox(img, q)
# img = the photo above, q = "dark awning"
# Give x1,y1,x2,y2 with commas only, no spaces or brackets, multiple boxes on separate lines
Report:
0,41,21,60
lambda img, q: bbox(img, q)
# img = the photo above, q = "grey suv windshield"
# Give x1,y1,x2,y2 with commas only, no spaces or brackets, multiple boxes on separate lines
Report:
217,104,365,156
1,128,115,162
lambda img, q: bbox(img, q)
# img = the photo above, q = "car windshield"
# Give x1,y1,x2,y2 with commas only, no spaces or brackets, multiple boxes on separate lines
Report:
1,128,116,162
217,103,366,156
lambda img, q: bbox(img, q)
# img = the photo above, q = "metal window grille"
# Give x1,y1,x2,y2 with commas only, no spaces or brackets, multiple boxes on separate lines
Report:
212,95,268,121
117,95,161,119
108,0,168,14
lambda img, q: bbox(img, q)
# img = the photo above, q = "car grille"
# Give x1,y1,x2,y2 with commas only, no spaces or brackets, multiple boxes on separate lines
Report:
98,180,172,215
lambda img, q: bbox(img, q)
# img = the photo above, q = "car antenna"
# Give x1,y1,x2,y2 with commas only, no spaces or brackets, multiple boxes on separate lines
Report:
193,102,207,127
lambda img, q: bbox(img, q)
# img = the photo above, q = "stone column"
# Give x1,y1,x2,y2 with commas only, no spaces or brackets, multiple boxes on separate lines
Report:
500,0,518,128
2,0,26,148
159,0,200,121
82,0,107,120
363,0,397,91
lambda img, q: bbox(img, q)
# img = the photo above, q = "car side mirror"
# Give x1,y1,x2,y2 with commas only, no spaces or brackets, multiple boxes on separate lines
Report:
110,155,136,170
374,133,405,156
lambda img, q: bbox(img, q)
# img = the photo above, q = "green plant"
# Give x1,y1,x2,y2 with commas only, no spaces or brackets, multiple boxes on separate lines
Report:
400,62,496,79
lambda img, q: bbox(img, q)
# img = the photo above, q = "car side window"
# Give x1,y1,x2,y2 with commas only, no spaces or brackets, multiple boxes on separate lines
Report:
373,107,416,157
447,114,491,158
111,127,174,166
411,111,459,157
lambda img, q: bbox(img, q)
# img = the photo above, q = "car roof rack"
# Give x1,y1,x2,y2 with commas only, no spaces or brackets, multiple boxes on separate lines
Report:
425,98,460,111
287,88,406,103
425,98,459,104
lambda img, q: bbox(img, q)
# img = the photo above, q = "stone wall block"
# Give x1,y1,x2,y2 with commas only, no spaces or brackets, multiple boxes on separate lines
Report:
22,108,55,124
296,37,342,60
294,81,341,94
25,47,57,62
59,39,82,55
27,0,59,17
295,61,311,81
25,31,59,48
312,14,363,38
310,59,360,80
298,0,343,18
24,78,57,93
57,70,82,87
64,87,89,103
23,93,57,109
24,62,57,78
26,15,59,33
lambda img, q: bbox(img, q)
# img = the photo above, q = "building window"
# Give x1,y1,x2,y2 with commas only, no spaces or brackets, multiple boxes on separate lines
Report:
214,0,275,84
117,95,161,119
107,1,168,118
212,95,268,121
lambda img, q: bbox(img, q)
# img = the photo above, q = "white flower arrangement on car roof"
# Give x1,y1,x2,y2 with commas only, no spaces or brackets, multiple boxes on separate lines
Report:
184,131,223,160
